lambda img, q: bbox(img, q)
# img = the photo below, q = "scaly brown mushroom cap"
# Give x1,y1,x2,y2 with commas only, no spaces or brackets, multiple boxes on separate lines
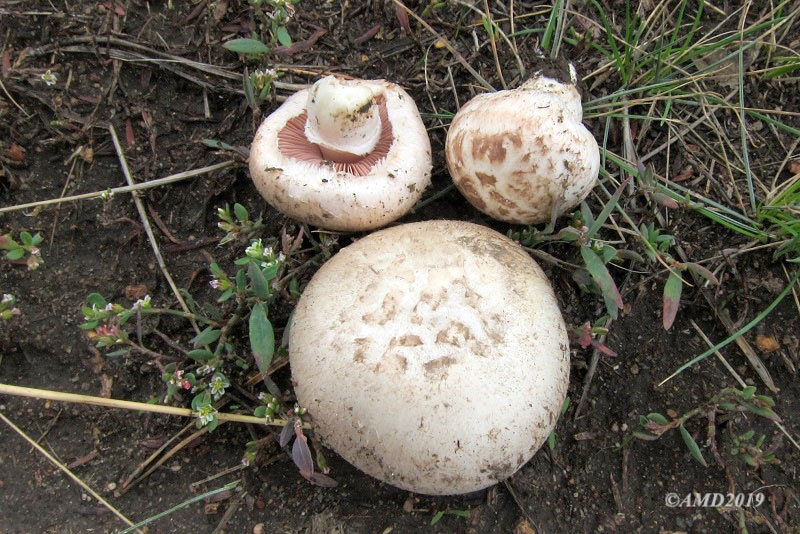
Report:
445,70,600,224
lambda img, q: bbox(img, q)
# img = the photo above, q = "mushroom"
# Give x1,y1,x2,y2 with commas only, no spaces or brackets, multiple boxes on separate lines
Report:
249,76,432,232
289,220,570,495
445,65,600,224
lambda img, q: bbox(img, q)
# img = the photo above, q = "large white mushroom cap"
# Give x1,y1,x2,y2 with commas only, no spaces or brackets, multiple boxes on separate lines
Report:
445,71,600,224
289,220,570,495
249,76,432,232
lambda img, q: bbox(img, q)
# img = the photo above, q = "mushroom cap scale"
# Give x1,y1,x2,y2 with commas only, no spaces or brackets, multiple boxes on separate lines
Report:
249,78,432,232
445,74,600,224
289,220,570,495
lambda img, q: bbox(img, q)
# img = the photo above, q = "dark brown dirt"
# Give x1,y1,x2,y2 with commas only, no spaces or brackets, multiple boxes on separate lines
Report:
1,2,799,533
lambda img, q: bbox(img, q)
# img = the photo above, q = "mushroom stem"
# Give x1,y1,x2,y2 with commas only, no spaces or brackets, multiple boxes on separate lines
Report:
304,76,382,162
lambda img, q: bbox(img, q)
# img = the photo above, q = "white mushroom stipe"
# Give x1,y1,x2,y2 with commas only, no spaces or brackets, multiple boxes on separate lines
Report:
304,76,381,161
445,69,600,224
289,220,570,495
249,76,432,232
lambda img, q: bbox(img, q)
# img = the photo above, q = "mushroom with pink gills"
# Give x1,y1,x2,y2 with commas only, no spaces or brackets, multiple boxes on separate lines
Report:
288,220,570,495
445,63,600,224
249,75,432,232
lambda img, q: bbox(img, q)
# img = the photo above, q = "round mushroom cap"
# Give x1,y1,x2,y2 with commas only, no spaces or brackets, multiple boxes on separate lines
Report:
445,73,600,224
289,220,570,495
249,77,432,232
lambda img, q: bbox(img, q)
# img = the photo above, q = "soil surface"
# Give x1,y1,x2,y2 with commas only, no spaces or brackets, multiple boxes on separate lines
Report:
1,2,799,533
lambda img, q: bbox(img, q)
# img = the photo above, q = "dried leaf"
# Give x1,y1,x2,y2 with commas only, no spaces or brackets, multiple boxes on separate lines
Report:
755,335,780,353
125,119,135,146
125,284,148,301
306,472,338,487
652,192,680,209
279,422,293,448
292,434,314,477
394,3,411,32
7,143,26,162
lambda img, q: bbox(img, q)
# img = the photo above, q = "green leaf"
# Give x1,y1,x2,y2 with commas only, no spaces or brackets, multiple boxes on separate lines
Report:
585,176,631,239
684,262,719,285
754,394,775,407
248,261,271,300
20,231,33,246
480,16,494,40
223,38,270,55
601,245,617,264
646,412,668,425
6,248,24,260
547,431,556,450
741,402,781,422
233,203,249,222
430,511,445,526
188,349,215,362
30,233,43,246
250,303,275,375
275,25,292,47
218,288,234,303
209,262,225,277
236,268,247,291
741,386,756,400
191,327,221,348
679,424,707,467
207,417,219,432
86,293,108,308
580,245,623,319
662,271,683,330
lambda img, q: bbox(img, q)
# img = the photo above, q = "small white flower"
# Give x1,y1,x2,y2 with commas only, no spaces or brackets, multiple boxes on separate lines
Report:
132,295,152,309
104,303,114,311
209,373,230,400
2,294,12,303
209,279,221,289
197,364,215,376
30,248,41,257
41,69,57,86
195,405,218,426
245,239,263,258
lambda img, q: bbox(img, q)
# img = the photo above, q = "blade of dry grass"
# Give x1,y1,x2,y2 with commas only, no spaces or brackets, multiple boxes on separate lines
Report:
0,383,289,426
0,160,236,214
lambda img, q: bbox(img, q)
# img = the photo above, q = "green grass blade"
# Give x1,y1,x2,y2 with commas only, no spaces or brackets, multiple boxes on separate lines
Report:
119,482,240,534
659,268,800,387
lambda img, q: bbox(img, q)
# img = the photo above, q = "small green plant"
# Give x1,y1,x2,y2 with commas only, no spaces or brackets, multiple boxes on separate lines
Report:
547,395,571,450
729,430,780,469
1,231,43,270
216,203,264,246
431,508,470,526
223,0,301,56
510,184,632,321
82,205,287,432
1,293,21,320
247,68,281,106
630,386,781,468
